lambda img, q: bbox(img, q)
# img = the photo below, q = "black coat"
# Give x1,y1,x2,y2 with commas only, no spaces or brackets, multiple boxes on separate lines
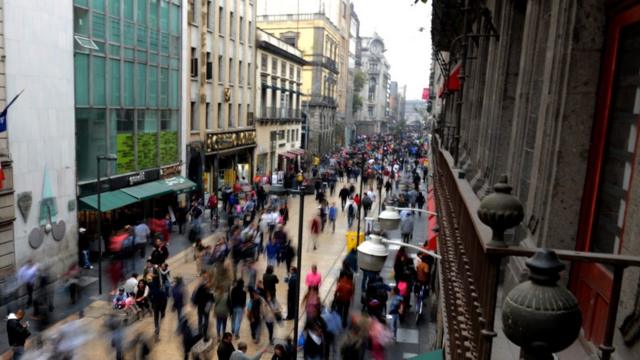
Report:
6,318,30,347
217,341,235,360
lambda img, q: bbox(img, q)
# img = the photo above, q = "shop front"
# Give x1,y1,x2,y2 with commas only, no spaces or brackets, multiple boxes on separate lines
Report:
77,164,196,253
203,129,256,197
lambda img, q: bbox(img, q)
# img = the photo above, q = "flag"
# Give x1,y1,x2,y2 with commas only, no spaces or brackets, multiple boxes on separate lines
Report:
0,162,4,190
0,90,24,133
422,88,430,101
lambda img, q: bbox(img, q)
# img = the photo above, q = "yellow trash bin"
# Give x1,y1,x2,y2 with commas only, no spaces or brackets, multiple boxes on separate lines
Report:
346,231,365,251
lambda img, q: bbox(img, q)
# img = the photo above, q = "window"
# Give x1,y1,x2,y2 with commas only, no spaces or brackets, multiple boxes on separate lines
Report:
272,59,277,75
74,7,90,36
123,61,134,106
218,55,224,82
160,111,179,165
247,63,252,86
217,103,223,128
238,104,242,126
297,68,301,81
218,6,224,34
289,65,294,79
76,109,108,181
239,60,243,83
248,21,253,43
206,52,212,80
368,105,374,119
229,11,235,38
228,103,233,127
206,1,213,29
261,54,268,72
137,110,159,169
206,102,212,129
75,53,89,106
281,32,297,47
190,101,198,130
229,58,234,82
286,129,290,142
190,47,198,78
188,0,194,23
239,16,244,41
281,62,286,77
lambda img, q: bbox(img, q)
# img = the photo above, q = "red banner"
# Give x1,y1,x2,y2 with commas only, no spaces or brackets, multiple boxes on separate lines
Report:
422,88,430,100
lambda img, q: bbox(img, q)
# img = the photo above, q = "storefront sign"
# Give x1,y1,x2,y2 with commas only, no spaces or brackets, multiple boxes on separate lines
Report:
206,130,256,153
160,163,182,178
128,172,147,186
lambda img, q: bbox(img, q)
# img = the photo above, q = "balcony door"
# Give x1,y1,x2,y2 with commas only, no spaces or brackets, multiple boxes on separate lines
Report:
573,4,640,346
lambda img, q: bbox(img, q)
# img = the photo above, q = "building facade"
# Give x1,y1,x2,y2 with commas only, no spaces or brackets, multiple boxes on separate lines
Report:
186,0,257,195
3,0,77,279
355,34,390,136
254,29,304,179
432,0,640,358
344,3,360,145
257,13,341,155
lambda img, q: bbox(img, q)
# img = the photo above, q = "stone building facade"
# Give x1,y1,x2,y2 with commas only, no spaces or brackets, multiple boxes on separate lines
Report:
433,0,640,357
355,33,390,137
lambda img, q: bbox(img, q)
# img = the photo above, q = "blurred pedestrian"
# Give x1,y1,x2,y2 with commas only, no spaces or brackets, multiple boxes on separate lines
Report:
217,332,235,360
309,214,321,251
328,203,337,233
305,265,322,289
172,276,186,322
272,343,292,360
285,267,299,320
135,279,150,316
192,277,215,341
230,279,247,339
17,260,38,308
134,220,151,258
179,317,202,360
339,186,349,211
388,287,404,340
230,341,267,360
400,213,414,243
149,271,168,340
7,309,30,360
333,273,354,326
263,265,279,301
149,238,169,265
247,289,265,344
214,285,231,339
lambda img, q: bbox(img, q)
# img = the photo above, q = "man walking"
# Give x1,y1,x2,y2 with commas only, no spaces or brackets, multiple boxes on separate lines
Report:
400,212,414,243
339,186,350,211
328,203,338,233
6,309,30,360
192,277,214,342
134,220,151,258
285,267,299,320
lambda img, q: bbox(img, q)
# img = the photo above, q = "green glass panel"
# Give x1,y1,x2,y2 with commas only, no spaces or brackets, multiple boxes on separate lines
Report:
74,54,89,106
92,0,105,12
170,4,180,35
149,53,158,65
169,58,179,70
92,56,106,106
137,25,147,49
109,0,120,15
136,49,147,62
160,33,169,55
160,1,169,32
149,32,159,52
74,0,88,7
136,63,147,107
109,17,121,43
123,0,134,20
136,0,147,24
169,69,179,108
169,35,179,56
92,12,106,39
109,59,121,106
74,7,90,35
148,66,158,106
160,56,169,67
109,44,120,56
76,109,107,181
123,21,135,46
124,48,135,60
137,110,158,170
123,61,134,106
160,68,169,106
149,0,158,30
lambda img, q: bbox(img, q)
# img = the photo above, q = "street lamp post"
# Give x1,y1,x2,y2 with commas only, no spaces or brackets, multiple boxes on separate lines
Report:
357,234,441,273
292,186,305,358
355,152,366,245
96,154,117,295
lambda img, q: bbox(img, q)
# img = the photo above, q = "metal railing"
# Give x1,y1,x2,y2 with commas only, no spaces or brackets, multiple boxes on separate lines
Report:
432,135,640,360
256,107,302,121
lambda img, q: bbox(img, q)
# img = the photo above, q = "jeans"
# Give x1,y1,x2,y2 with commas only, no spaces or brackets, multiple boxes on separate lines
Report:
198,310,210,341
11,346,24,360
265,321,274,343
216,316,227,338
81,250,92,268
250,321,261,341
232,307,244,336
391,313,399,338
330,219,336,233
153,305,166,335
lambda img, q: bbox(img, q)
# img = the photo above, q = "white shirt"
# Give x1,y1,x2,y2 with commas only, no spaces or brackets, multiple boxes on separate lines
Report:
124,277,138,294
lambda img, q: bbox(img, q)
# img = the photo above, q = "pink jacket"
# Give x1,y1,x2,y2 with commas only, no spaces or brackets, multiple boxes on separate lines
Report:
305,272,322,288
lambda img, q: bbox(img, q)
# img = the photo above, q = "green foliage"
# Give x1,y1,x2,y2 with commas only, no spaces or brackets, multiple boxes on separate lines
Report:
352,94,363,114
353,70,366,93
160,131,179,165
116,133,135,174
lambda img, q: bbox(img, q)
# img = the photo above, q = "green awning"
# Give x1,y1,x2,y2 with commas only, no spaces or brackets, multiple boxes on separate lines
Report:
121,181,173,200
79,190,138,212
408,350,444,360
157,176,196,194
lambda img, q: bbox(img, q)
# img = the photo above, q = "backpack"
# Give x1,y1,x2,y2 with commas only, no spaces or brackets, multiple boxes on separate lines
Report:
362,197,372,208
347,204,355,217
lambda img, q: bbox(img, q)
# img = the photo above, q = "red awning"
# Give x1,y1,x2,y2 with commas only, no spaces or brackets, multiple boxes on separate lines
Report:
280,152,296,160
438,63,462,98
288,148,305,156
425,195,438,253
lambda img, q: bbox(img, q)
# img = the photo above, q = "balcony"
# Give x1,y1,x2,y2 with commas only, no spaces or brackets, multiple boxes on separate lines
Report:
256,107,302,123
307,54,339,74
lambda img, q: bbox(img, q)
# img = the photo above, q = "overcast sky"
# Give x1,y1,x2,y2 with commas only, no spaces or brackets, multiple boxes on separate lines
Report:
352,0,432,100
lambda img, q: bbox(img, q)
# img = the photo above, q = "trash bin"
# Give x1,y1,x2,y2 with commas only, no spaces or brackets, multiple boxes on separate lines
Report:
346,231,365,251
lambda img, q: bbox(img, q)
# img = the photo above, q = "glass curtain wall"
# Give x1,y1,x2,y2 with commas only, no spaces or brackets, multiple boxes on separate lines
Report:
74,0,181,181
